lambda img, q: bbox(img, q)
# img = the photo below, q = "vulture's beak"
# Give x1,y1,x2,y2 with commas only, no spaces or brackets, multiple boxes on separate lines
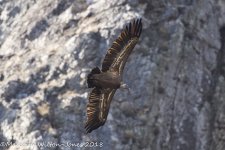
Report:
120,83,131,95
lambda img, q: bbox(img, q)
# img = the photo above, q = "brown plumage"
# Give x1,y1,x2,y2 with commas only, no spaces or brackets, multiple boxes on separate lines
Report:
85,18,142,133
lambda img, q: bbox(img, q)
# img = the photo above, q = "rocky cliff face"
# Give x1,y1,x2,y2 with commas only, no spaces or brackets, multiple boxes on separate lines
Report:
0,0,225,150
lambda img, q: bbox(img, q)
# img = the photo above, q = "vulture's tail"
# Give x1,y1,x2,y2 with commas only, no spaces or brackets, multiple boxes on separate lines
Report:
87,67,101,88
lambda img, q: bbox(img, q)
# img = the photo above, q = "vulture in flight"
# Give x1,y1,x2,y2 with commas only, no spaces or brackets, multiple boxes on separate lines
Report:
85,18,142,133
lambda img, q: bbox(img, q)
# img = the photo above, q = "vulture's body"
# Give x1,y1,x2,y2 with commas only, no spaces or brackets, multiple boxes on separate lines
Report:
85,19,142,133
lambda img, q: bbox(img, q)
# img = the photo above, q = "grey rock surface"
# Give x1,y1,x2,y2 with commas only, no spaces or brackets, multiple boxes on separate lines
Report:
0,0,225,150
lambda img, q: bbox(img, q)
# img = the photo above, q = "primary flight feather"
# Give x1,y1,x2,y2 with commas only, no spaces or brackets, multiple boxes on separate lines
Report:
85,18,142,133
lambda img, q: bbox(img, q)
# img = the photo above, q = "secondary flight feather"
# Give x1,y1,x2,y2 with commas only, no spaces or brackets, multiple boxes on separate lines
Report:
85,18,142,133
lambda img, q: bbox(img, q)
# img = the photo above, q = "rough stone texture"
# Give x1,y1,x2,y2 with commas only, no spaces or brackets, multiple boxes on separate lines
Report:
0,0,225,150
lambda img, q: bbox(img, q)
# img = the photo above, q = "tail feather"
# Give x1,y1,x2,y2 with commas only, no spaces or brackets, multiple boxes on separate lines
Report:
87,67,101,88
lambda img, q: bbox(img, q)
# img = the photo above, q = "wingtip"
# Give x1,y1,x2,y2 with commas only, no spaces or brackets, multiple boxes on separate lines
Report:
137,18,142,37
85,121,104,134
127,18,142,38
138,18,142,23
85,122,92,133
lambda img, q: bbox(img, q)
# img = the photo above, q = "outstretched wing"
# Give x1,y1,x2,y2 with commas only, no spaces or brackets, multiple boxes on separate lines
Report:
85,88,116,133
101,19,142,75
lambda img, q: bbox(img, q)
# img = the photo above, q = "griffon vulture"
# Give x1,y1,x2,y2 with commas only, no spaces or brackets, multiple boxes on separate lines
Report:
85,18,142,133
